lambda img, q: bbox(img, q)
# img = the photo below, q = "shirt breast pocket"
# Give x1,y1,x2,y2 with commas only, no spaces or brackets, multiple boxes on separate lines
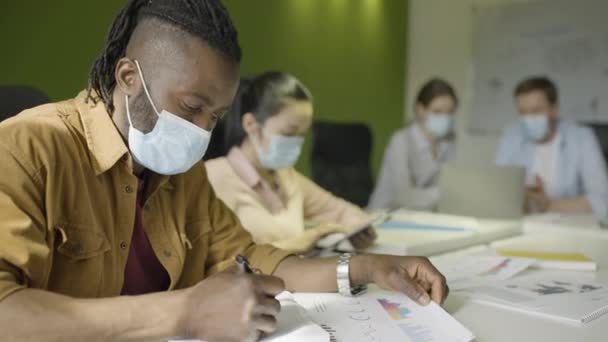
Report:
48,224,111,298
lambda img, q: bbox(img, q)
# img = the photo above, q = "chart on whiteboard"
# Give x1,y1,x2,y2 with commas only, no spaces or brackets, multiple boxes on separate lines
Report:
471,0,608,134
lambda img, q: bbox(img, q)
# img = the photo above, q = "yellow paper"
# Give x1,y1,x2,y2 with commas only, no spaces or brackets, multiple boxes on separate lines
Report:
498,250,592,262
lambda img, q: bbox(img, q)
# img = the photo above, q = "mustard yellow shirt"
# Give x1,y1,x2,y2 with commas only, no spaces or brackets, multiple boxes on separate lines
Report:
0,91,291,301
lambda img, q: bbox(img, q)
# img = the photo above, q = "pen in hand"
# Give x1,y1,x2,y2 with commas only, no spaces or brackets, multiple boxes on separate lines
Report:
235,254,254,274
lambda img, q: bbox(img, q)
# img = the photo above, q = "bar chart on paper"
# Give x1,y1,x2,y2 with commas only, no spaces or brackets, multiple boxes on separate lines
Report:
294,291,474,342
378,298,436,342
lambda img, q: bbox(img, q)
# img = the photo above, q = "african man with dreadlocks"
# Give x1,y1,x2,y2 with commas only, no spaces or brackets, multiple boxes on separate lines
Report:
0,1,448,340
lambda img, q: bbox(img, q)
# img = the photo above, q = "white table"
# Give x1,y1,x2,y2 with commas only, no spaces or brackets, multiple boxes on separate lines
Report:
432,231,608,342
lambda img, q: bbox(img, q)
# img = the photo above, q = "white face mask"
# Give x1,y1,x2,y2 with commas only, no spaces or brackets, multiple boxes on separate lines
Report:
425,112,454,139
125,60,211,175
254,133,304,170
521,114,549,142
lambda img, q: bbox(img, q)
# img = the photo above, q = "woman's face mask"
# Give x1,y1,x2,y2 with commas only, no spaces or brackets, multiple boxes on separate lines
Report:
424,112,454,139
252,124,304,170
248,102,312,170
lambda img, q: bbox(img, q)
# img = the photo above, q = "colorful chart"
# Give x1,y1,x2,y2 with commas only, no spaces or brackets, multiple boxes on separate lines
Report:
478,258,511,277
377,298,411,320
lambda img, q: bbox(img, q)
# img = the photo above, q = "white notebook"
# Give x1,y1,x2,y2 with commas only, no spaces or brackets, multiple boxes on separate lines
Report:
470,274,608,325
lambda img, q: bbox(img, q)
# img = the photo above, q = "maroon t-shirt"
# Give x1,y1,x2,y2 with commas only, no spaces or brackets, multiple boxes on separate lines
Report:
121,178,170,295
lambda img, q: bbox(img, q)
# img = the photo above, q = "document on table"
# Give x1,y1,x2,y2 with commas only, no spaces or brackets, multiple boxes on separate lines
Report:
168,292,329,342
470,274,608,324
381,211,480,234
434,256,535,290
293,290,474,342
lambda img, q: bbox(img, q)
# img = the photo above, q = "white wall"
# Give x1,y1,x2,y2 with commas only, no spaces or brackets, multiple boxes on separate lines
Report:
405,0,541,165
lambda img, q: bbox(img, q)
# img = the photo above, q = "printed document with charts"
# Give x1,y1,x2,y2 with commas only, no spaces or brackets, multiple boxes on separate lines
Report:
170,290,474,342
470,274,608,325
294,289,474,342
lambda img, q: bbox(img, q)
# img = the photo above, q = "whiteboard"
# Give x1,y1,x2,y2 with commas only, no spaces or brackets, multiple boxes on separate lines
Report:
470,0,608,134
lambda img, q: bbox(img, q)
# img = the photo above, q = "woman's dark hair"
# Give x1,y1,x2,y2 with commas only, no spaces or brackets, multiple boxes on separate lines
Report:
415,78,458,108
222,71,313,151
86,0,241,113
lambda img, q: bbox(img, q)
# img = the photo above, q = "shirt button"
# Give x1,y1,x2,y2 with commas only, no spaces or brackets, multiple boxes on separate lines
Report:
120,241,128,250
125,185,134,194
163,250,172,257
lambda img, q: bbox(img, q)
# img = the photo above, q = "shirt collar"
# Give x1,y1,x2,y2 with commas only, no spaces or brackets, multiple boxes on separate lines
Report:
227,146,262,188
75,90,129,176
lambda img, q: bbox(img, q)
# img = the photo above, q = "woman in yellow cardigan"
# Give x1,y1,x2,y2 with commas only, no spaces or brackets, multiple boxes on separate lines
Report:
205,72,376,254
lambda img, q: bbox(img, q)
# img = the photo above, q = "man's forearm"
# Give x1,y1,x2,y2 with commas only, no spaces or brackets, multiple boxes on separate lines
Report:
0,288,184,341
273,255,372,292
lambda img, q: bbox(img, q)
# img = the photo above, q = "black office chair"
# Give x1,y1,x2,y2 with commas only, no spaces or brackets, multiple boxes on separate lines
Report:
310,121,374,207
586,123,608,167
203,119,228,161
0,85,50,122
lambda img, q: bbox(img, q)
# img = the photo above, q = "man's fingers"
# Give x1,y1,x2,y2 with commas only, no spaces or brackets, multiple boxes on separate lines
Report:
253,274,286,297
430,276,449,304
410,257,448,305
252,296,281,317
386,270,431,305
252,314,278,335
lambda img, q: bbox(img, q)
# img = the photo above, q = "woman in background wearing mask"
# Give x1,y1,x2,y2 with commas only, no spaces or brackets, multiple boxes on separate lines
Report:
205,72,376,254
368,78,458,211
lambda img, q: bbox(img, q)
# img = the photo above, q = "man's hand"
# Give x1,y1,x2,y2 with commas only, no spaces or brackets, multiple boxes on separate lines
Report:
178,270,285,341
352,255,449,305
525,175,551,213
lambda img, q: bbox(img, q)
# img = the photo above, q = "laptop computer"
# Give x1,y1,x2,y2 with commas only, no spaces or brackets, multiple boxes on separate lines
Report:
437,162,526,219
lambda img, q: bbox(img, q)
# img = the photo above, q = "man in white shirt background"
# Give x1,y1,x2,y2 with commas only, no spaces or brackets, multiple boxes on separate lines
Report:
496,76,608,219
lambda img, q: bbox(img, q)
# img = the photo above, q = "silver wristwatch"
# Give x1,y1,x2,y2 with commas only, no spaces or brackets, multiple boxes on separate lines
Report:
337,253,367,297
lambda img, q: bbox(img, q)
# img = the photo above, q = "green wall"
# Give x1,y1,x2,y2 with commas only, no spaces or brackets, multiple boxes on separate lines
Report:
1,0,407,177
223,0,407,177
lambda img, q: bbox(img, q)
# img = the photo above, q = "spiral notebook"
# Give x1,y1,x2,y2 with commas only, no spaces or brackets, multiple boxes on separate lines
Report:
470,275,608,325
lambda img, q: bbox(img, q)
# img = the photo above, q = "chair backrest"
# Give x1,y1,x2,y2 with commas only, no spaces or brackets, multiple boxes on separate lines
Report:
0,85,50,122
203,119,228,161
311,121,374,207
586,123,608,167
